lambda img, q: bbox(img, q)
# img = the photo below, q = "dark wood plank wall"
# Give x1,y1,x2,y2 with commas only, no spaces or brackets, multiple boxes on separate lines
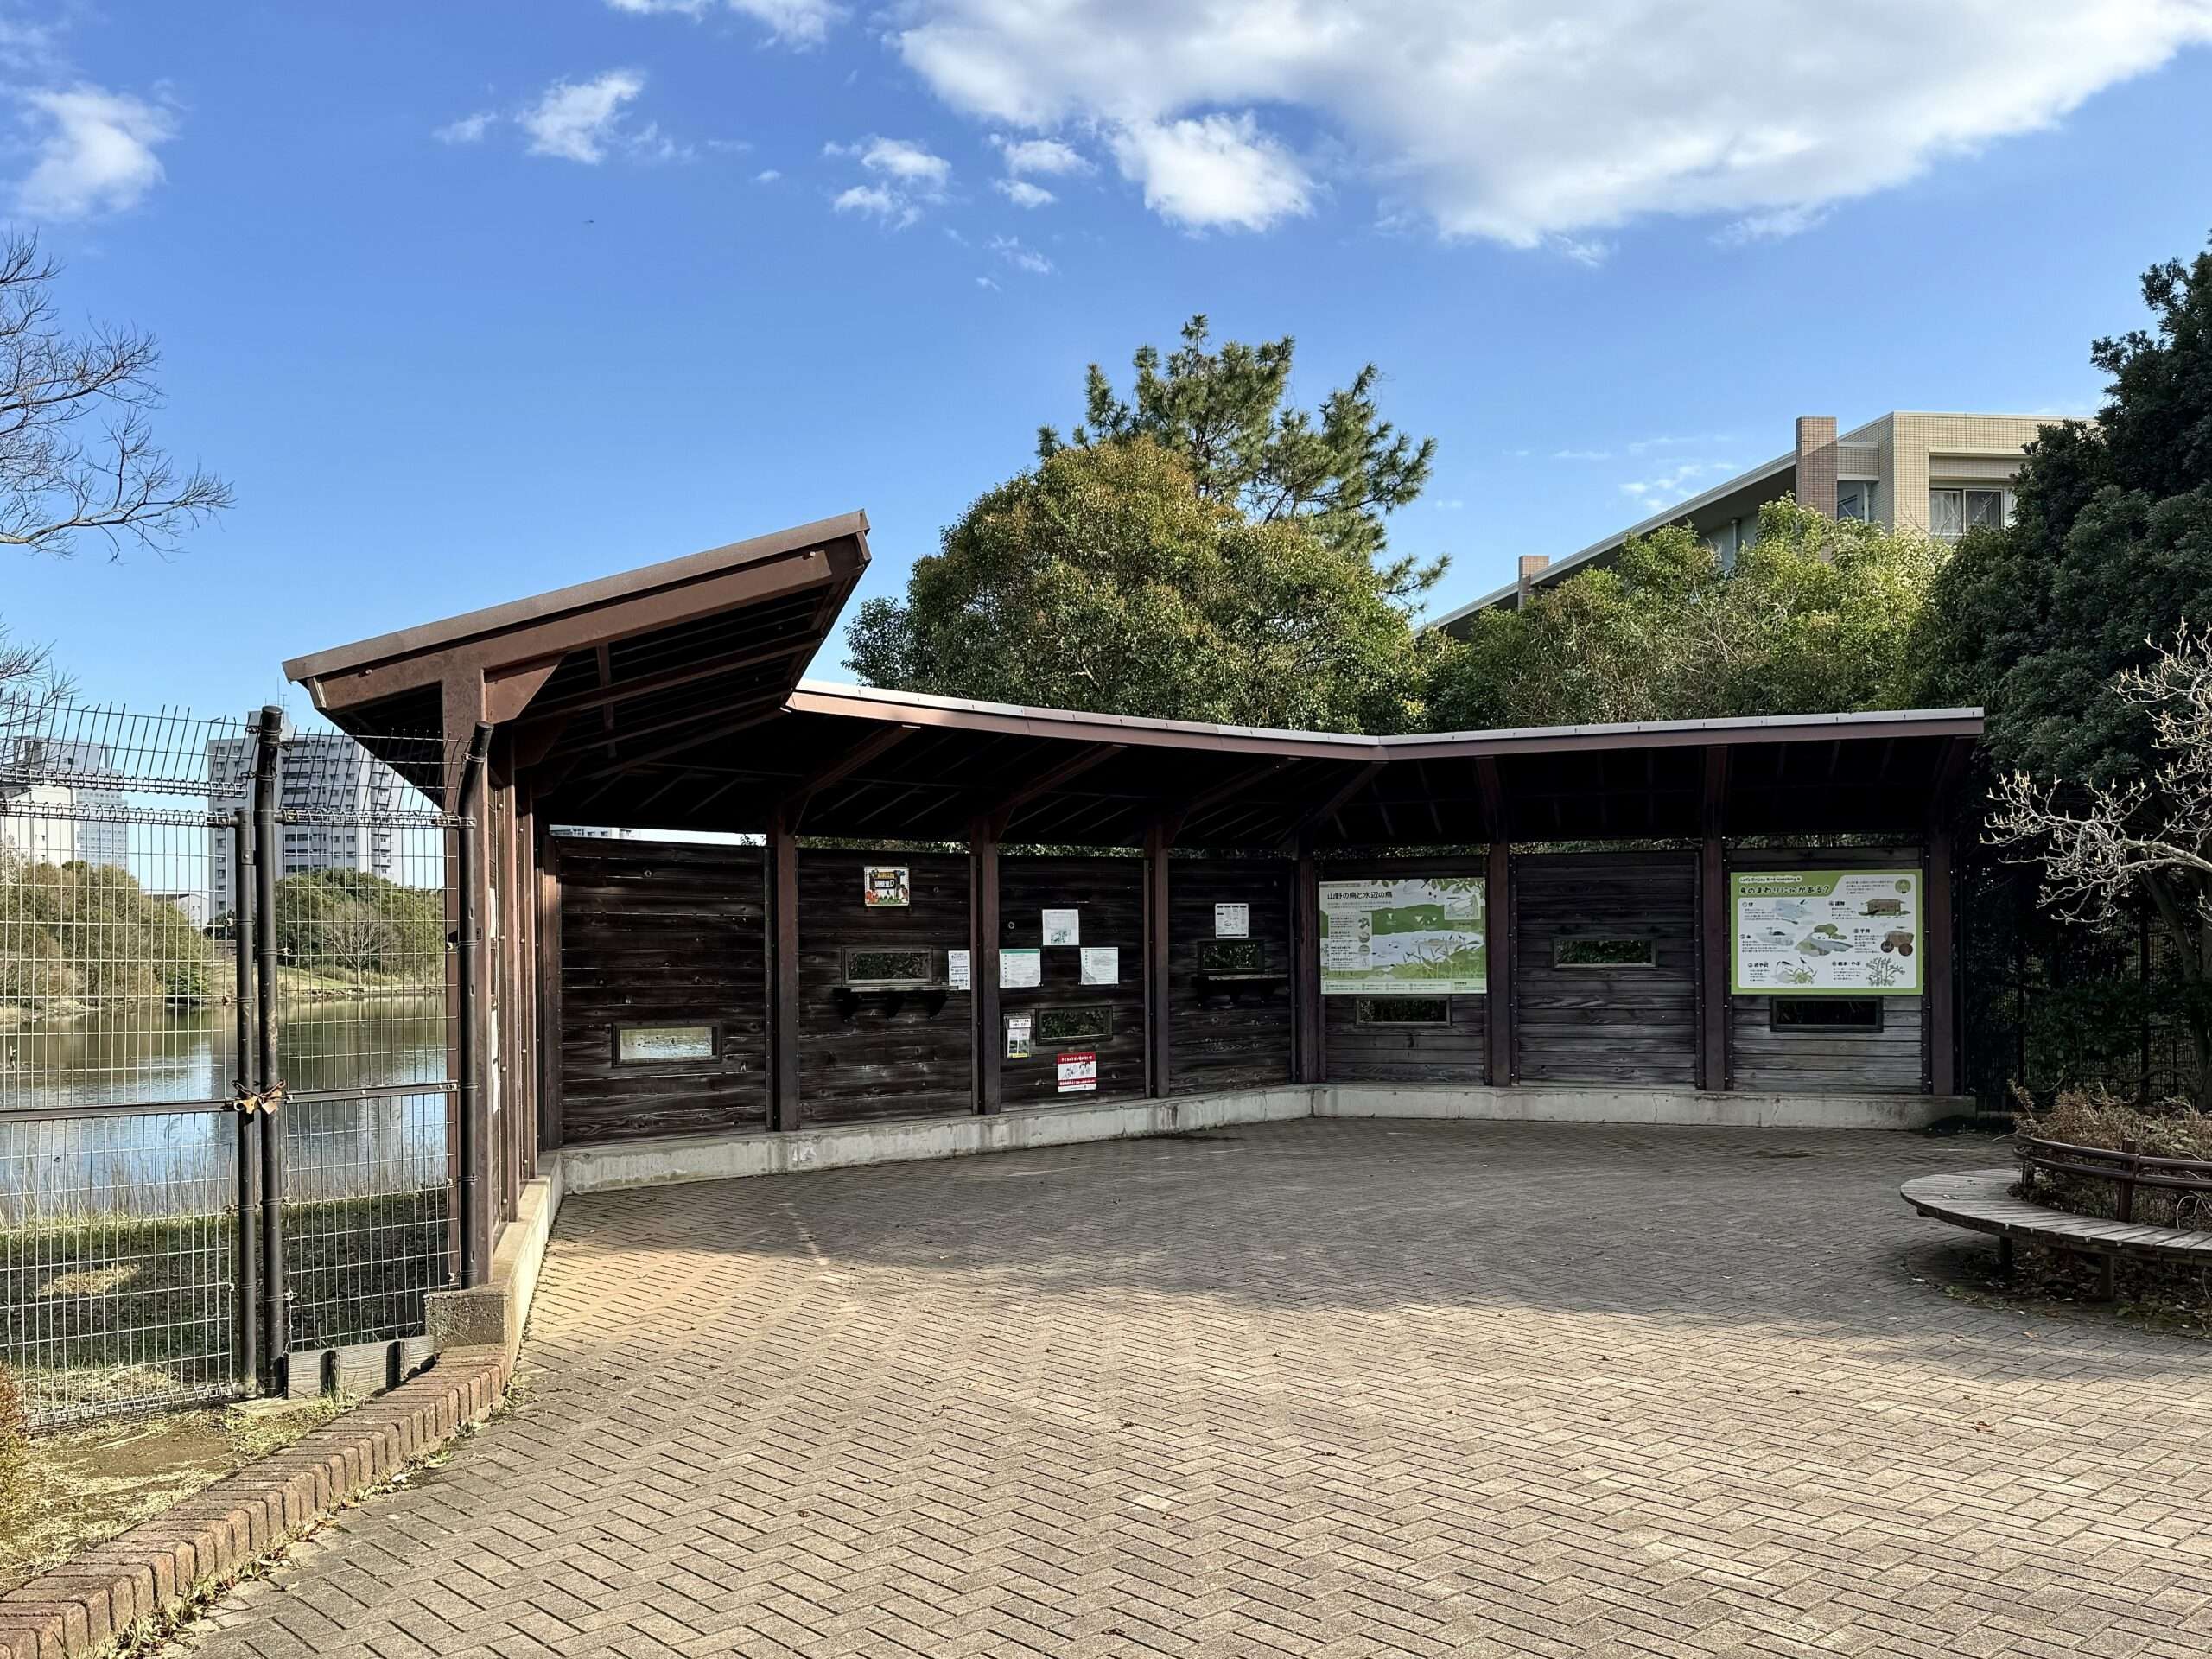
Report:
797,850,973,1125
1515,852,1697,1086
1169,858,1294,1094
999,855,1147,1105
556,838,768,1143
1729,996,1925,1094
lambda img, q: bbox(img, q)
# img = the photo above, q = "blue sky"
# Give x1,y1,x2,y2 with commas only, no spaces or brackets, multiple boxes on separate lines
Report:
5,0,2211,723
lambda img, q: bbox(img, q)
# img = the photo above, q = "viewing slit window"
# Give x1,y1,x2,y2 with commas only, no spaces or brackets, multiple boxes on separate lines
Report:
842,947,937,989
615,1023,719,1064
1554,938,1657,969
1197,938,1267,973
1770,997,1884,1031
1036,1004,1113,1043
1356,997,1451,1026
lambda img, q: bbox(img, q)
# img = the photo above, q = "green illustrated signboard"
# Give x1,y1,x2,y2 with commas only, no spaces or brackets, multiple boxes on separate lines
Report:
1319,876,1486,995
1730,869,1923,995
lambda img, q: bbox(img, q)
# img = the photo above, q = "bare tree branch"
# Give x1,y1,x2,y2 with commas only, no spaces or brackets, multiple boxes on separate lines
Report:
0,229,234,561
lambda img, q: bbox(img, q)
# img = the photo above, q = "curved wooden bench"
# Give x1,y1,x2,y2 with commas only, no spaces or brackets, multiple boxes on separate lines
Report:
1901,1167,2212,1299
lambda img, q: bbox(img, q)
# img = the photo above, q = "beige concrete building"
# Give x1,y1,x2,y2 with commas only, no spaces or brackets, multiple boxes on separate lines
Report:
1435,410,2049,630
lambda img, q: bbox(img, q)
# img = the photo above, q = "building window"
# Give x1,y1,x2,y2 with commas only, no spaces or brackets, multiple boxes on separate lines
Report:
1553,937,1657,969
614,1024,719,1063
1770,998,1884,1031
1929,486,2010,542
1836,480,1874,522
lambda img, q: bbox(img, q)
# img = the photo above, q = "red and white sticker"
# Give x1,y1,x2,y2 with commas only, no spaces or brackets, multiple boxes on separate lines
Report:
1056,1051,1097,1093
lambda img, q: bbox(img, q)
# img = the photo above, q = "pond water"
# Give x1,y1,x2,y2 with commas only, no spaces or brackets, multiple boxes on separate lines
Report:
0,998,449,1224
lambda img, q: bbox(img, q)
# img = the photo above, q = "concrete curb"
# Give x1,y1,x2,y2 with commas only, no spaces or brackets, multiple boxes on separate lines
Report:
0,1345,512,1659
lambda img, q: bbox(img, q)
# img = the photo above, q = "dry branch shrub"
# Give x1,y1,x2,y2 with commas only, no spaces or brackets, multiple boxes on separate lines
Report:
0,1362,26,1485
2014,1083,2212,1224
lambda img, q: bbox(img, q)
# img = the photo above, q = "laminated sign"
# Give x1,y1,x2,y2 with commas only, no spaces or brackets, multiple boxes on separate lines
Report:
862,865,911,907
1214,903,1249,939
1000,948,1041,989
1005,1014,1033,1058
1079,946,1119,986
1318,876,1486,995
946,950,971,990
1041,908,1081,946
1056,1051,1097,1093
1730,869,1922,995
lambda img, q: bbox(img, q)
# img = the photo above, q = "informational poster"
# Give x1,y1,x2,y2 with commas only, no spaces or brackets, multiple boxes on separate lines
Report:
1319,876,1487,995
1005,1014,1033,1058
1731,869,1923,995
946,950,971,991
1041,908,1081,946
862,865,911,907
1000,947,1041,989
1056,1051,1097,1093
1080,946,1119,986
1214,903,1249,939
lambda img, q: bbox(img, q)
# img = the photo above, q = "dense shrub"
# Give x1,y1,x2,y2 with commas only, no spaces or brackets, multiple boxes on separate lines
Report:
2015,1084,2212,1226
0,857,214,1007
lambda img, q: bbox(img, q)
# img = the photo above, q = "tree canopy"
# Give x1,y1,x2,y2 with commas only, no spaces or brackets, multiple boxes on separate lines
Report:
1039,315,1440,582
1426,499,1946,731
844,436,1433,734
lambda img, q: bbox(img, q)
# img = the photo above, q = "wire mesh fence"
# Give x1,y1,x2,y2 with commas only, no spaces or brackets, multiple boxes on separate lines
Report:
1,692,465,1429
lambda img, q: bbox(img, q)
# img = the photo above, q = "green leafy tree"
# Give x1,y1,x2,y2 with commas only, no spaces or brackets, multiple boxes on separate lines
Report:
274,868,442,986
0,856,213,1005
1913,238,2212,1102
1427,499,1946,730
1039,315,1440,578
846,436,1433,733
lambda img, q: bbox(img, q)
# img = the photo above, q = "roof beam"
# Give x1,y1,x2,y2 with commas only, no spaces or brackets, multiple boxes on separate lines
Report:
519,638,814,728
569,705,790,786
1275,760,1386,853
969,742,1127,839
779,724,921,833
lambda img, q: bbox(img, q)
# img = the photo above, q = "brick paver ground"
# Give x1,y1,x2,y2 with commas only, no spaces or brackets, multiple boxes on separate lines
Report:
181,1121,2212,1658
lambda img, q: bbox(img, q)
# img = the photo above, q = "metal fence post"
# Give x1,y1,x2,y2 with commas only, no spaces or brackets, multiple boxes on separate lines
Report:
455,723,493,1287
232,808,261,1393
251,704,289,1384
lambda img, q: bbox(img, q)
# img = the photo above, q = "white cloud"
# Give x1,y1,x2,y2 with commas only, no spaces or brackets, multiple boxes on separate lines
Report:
892,1,2212,245
1621,460,1740,507
521,70,649,163
754,168,783,182
989,232,1053,273
435,111,497,144
15,85,175,219
993,136,1090,176
995,177,1054,207
834,182,918,227
606,0,841,46
826,135,950,226
1109,113,1312,232
976,274,1001,289
1552,448,1611,461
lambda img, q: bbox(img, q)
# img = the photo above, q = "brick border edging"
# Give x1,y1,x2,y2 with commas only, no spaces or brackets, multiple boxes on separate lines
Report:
0,1345,512,1659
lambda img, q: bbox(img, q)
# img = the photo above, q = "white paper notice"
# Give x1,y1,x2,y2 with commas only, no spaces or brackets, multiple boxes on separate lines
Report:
1214,903,1249,938
1080,946,1119,986
946,950,971,990
1000,947,1041,988
1041,908,1081,946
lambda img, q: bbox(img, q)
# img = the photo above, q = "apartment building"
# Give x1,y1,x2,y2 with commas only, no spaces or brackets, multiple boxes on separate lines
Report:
0,739,130,870
1434,410,2049,630
206,726,405,915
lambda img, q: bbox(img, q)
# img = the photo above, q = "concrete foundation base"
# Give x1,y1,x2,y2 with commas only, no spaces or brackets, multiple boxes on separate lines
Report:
560,1082,1963,1198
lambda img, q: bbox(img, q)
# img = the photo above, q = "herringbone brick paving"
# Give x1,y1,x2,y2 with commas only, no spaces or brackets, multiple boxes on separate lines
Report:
179,1122,2212,1657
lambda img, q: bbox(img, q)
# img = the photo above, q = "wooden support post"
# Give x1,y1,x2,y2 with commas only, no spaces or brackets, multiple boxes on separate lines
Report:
970,818,1001,1114
1485,839,1512,1086
1927,822,1956,1096
767,811,801,1132
1696,744,1730,1094
1291,838,1322,1084
536,827,564,1153
1144,818,1173,1099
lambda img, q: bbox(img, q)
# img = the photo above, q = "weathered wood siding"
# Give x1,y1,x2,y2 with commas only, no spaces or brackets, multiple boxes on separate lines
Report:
1515,852,1697,1086
797,850,973,1125
999,855,1146,1105
1169,858,1294,1094
556,838,767,1144
1728,995,1925,1093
